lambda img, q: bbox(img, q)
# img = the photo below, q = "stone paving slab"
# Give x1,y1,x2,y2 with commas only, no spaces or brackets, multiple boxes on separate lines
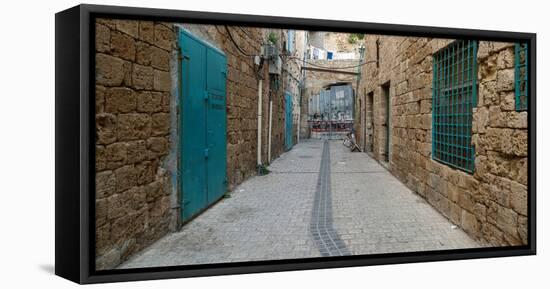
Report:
119,139,480,269
120,140,322,268
329,141,481,254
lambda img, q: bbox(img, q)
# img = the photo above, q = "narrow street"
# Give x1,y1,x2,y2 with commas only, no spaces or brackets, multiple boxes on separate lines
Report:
92,23,528,270
120,140,479,269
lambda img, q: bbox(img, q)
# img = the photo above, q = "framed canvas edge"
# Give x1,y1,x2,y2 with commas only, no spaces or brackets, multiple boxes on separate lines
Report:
54,3,537,284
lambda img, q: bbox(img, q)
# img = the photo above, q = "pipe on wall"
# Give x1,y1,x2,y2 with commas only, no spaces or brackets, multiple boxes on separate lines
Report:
257,79,263,166
268,99,273,162
297,110,300,143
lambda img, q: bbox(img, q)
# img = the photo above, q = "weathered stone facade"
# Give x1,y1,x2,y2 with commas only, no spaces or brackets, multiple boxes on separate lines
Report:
308,32,362,55
95,20,304,269
303,60,359,95
356,36,528,246
95,19,177,270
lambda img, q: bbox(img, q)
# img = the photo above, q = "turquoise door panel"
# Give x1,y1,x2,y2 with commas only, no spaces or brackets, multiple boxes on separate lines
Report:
180,31,208,221
285,92,293,150
179,29,227,221
206,48,227,203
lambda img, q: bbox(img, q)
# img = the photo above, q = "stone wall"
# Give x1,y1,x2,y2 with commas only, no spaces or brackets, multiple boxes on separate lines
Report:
324,32,362,53
95,19,176,270
308,31,362,54
357,36,528,246
304,59,359,94
356,36,403,160
95,21,297,269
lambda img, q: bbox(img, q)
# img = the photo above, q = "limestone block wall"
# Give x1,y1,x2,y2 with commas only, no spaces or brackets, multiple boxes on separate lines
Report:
95,19,176,270
303,68,357,104
324,32,362,54
95,21,294,269
358,36,528,246
308,32,362,55
472,42,528,245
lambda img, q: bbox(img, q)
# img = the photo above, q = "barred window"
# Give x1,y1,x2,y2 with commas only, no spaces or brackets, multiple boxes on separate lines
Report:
432,40,477,173
515,43,528,111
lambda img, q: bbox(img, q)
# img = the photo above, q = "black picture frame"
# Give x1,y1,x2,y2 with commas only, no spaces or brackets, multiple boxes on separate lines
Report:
55,4,536,284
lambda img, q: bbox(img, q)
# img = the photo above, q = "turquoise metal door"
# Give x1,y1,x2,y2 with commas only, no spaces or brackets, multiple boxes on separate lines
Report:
180,31,207,221
205,48,227,203
179,30,227,221
285,92,293,150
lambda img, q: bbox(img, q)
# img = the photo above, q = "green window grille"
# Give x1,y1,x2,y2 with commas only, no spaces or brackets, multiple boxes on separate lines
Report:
515,42,528,111
432,40,477,173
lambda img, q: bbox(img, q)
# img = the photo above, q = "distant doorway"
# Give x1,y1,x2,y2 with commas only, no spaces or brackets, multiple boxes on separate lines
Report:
366,91,374,153
381,82,391,163
359,97,365,150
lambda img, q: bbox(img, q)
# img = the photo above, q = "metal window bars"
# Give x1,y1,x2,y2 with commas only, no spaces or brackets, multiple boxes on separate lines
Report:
515,42,528,111
432,40,477,173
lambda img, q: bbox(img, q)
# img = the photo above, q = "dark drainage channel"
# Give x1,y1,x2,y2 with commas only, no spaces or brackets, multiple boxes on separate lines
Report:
310,140,351,257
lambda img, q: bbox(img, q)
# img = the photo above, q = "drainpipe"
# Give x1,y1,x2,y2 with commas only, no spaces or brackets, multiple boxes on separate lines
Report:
257,79,263,167
297,109,300,143
302,33,309,139
268,93,273,162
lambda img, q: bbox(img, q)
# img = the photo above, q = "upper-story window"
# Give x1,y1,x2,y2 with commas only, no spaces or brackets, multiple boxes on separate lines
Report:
515,43,528,111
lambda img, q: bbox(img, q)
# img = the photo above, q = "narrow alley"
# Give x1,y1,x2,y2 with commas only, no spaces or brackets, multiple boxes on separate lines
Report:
95,19,528,270
120,140,478,268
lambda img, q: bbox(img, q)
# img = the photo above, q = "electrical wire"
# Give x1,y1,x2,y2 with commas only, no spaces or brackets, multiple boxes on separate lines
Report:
284,54,377,70
219,25,375,71
236,26,265,46
223,25,257,57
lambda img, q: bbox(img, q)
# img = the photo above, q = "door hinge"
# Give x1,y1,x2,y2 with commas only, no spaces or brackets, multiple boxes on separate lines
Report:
204,91,209,100
204,148,209,158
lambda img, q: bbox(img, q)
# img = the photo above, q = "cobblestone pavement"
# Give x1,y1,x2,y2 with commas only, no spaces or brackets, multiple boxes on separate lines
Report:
120,139,479,269
329,142,480,254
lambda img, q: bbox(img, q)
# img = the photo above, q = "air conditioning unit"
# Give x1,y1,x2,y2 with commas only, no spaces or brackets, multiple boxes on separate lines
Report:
268,55,282,75
263,44,282,75
263,43,277,58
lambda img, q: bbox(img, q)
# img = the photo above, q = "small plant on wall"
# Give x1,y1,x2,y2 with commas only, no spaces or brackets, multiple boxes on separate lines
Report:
348,33,365,44
267,31,278,44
